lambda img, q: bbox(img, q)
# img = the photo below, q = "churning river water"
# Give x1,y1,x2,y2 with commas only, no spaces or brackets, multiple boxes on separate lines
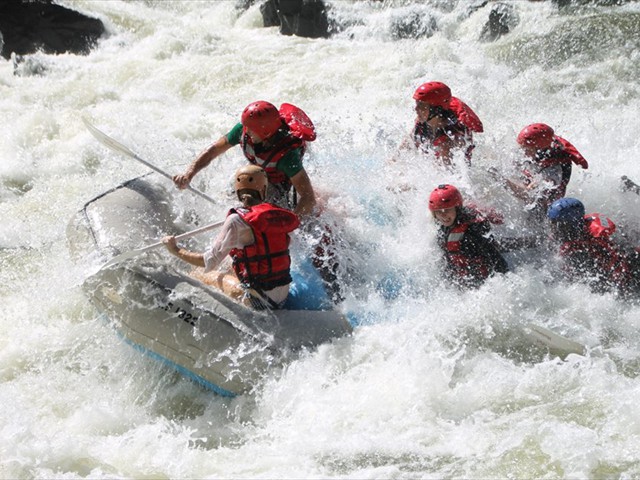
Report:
2,1,640,478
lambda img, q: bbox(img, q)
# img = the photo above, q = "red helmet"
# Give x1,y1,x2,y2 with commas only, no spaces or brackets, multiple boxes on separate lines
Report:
241,101,282,140
428,184,463,211
517,123,554,149
413,82,452,107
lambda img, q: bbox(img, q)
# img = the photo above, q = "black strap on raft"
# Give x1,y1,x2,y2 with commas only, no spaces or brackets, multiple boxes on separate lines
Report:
243,285,283,310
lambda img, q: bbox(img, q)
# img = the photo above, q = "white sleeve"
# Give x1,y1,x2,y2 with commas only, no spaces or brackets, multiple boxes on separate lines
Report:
203,214,254,273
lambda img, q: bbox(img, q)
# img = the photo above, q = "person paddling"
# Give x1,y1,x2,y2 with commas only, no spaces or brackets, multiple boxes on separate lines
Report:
546,197,640,298
163,165,300,310
394,81,483,169
490,123,588,223
175,101,346,303
173,100,317,217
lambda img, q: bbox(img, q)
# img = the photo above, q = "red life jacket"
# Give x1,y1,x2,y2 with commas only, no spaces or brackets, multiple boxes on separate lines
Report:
229,203,300,291
445,212,491,281
559,214,633,289
449,97,484,133
279,103,316,141
240,104,315,188
585,213,615,238
413,97,482,162
537,136,588,170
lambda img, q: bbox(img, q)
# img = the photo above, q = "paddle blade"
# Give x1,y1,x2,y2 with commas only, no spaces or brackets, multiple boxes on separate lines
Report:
526,324,586,358
82,117,137,158
82,116,217,204
100,247,152,270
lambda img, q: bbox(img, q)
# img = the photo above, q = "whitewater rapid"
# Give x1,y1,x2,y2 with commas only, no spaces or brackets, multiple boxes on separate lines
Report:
2,1,640,478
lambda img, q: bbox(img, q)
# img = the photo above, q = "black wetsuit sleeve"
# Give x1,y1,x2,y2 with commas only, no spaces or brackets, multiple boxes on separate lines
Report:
498,235,540,252
464,223,509,274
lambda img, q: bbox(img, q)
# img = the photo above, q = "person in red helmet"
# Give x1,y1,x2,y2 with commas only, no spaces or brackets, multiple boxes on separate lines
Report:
395,81,483,168
429,184,509,289
164,165,300,309
491,123,588,222
174,101,343,304
428,184,538,289
173,100,317,217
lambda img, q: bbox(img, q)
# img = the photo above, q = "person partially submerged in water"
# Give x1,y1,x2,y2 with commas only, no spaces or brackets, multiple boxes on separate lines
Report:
429,183,538,289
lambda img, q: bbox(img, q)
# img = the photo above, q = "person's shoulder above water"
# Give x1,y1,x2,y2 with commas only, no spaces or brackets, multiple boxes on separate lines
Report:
546,196,640,298
408,81,482,168
226,122,243,145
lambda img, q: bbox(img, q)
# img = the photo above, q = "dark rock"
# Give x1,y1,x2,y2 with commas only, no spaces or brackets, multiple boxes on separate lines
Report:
256,0,329,39
276,0,329,38
479,2,519,42
390,9,437,40
235,0,258,11
552,0,631,6
260,0,280,28
0,0,105,60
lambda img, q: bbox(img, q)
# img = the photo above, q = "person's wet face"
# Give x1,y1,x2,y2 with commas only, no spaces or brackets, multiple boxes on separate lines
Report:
433,207,457,227
415,101,431,122
521,143,540,160
237,188,263,207
416,102,447,129
246,128,264,143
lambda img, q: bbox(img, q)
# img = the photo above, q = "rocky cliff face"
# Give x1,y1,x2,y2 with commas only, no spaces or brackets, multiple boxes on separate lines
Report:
0,0,105,60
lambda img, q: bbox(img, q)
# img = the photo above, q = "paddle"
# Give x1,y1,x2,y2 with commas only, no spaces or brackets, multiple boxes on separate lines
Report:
526,324,586,359
82,117,217,205
100,219,224,270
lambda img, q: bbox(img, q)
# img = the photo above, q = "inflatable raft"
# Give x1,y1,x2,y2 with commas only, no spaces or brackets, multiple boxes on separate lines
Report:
67,173,353,396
